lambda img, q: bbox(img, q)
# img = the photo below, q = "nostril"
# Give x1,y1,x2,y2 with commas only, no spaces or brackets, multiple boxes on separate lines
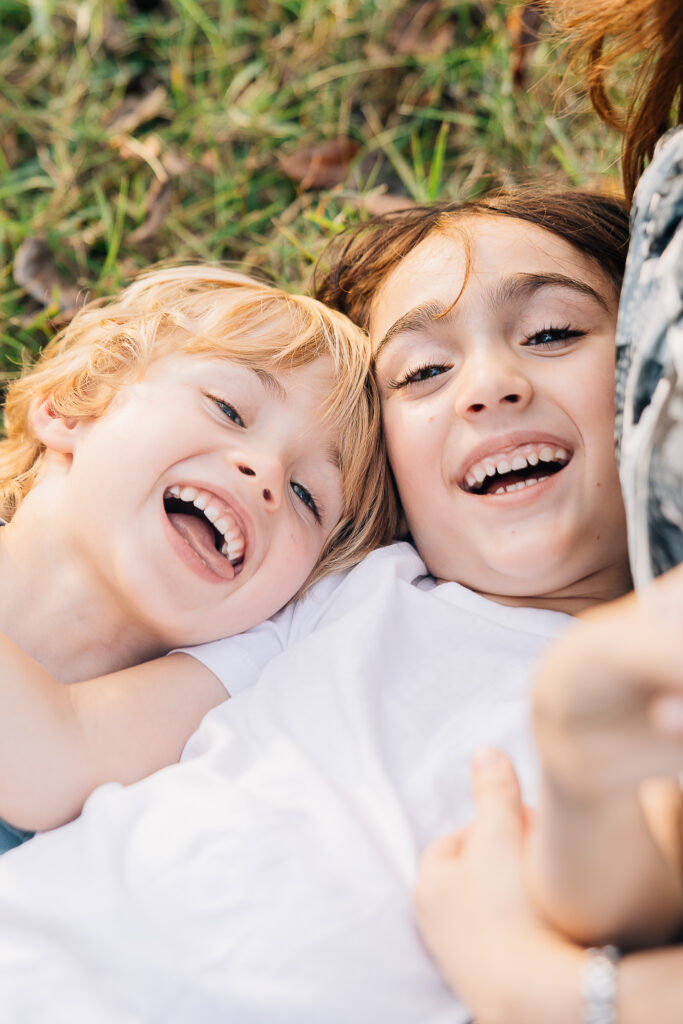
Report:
503,394,520,404
262,488,272,502
238,465,256,476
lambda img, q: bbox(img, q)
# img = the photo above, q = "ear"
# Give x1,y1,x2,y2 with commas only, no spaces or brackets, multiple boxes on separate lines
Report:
29,397,85,454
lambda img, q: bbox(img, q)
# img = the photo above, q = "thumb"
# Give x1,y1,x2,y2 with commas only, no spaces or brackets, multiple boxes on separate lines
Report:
470,748,524,832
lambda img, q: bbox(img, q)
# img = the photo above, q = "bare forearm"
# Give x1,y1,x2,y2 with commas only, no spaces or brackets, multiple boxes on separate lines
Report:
0,638,226,831
0,632,85,828
529,776,683,948
485,941,683,1024
619,946,683,1023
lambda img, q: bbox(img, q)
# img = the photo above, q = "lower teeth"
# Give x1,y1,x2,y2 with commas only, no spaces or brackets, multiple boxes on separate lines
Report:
493,475,549,495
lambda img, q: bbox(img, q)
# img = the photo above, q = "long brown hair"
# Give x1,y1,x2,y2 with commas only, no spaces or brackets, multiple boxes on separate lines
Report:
546,0,683,203
314,188,630,328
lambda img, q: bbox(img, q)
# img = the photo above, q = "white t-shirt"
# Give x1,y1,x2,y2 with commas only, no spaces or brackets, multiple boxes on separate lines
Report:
0,543,571,1023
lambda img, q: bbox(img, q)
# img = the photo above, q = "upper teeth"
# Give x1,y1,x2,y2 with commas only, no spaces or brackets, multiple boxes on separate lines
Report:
464,446,569,490
167,485,245,564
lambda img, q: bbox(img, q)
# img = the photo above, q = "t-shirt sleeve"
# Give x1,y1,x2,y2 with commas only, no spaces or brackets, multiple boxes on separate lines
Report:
172,603,297,697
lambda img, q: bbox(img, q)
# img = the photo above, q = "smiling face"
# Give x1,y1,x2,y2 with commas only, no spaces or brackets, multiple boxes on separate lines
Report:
53,352,345,647
371,215,631,611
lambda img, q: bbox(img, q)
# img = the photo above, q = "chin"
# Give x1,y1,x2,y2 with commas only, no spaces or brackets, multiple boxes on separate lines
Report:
479,548,581,598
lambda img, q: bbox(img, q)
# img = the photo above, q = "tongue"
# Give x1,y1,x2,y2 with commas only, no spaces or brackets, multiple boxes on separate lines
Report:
168,512,236,579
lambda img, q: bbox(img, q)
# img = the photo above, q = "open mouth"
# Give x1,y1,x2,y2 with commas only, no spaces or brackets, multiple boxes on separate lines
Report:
461,444,572,496
163,485,245,575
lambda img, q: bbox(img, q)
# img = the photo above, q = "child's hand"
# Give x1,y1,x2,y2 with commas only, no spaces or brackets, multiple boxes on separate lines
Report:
415,749,582,1024
534,563,683,800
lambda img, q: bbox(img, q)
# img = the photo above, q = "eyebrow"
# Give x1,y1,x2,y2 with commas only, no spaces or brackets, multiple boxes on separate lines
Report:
327,445,342,471
374,272,612,359
251,366,287,400
374,299,450,360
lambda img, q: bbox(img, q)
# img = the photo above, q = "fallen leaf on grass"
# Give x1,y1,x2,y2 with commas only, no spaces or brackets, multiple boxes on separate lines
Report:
387,1,455,57
106,84,167,136
13,238,86,313
128,180,175,243
101,14,130,55
346,192,418,216
279,138,359,191
110,133,168,182
161,148,194,176
507,1,545,89
199,149,220,173
0,130,18,169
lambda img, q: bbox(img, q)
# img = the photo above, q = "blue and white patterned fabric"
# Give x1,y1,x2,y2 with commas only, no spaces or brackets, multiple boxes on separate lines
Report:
616,127,683,587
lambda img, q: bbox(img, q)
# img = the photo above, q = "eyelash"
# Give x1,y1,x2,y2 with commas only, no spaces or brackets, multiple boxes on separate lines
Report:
290,482,322,524
387,362,452,390
522,325,587,349
209,395,245,427
208,395,322,524
387,324,588,390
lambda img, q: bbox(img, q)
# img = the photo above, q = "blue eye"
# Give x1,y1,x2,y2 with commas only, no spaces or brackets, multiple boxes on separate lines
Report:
387,362,451,389
209,395,245,427
291,481,321,523
522,326,587,350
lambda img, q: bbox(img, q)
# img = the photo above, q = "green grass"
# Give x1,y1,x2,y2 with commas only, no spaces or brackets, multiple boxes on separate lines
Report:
0,0,622,371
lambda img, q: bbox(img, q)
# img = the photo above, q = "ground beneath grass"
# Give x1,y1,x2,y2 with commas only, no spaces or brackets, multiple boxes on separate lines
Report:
0,0,622,375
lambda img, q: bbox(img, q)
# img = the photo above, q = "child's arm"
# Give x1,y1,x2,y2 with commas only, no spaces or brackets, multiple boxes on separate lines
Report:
0,634,227,831
529,568,683,948
416,750,683,1024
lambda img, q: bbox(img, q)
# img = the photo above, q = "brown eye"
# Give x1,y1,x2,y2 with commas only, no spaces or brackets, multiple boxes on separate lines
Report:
522,327,586,350
388,362,451,389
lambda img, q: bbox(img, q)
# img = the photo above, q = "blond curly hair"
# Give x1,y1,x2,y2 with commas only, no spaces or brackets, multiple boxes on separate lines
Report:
2,265,397,588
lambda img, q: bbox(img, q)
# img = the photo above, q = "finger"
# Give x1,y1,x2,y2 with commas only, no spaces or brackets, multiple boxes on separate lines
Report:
649,694,683,739
521,803,536,833
470,748,524,828
641,562,683,627
422,827,469,864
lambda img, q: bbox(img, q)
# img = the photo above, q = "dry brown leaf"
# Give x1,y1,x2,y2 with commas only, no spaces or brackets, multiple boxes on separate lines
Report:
278,138,359,191
0,130,18,169
110,132,168,184
388,1,455,57
13,238,86,312
101,14,130,55
507,1,545,89
113,133,162,163
106,84,167,136
128,180,175,243
161,148,194,176
199,150,220,174
346,192,418,216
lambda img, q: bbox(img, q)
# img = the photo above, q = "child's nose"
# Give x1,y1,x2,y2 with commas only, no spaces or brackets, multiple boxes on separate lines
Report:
452,352,533,420
236,458,283,509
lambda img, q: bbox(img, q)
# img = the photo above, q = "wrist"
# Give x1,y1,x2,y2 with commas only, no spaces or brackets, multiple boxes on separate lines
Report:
581,945,620,1024
491,924,584,1024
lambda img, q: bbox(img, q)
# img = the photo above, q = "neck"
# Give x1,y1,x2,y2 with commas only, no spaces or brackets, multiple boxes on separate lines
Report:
0,510,165,683
439,560,634,616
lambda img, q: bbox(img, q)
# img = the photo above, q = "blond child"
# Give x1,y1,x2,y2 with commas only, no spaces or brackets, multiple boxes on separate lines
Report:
0,264,394,850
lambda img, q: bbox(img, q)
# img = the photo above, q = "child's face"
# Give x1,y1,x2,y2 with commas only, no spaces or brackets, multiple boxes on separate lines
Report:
55,353,345,645
371,215,630,607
